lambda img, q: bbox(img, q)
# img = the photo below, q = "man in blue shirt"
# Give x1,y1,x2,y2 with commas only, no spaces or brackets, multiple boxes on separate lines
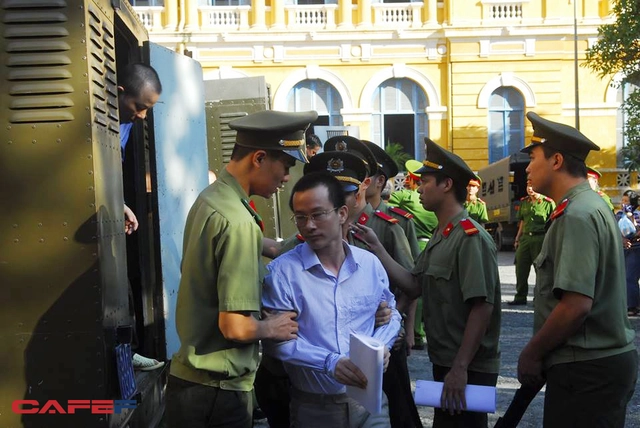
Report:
263,172,401,428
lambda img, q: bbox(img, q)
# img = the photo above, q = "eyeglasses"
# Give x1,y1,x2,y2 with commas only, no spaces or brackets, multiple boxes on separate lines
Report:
291,208,338,225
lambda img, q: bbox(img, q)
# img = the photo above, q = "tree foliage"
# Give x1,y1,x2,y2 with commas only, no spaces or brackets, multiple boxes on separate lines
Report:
584,0,640,171
385,143,412,172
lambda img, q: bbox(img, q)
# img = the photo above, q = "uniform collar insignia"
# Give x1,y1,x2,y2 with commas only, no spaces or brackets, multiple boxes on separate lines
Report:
358,212,369,225
442,222,454,237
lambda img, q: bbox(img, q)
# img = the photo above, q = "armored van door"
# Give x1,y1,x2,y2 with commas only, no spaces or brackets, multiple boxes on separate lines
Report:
0,1,131,427
147,43,208,358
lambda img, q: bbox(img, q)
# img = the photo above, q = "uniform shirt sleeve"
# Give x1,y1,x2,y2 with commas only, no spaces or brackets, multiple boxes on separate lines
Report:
550,214,599,298
457,232,499,304
216,220,262,312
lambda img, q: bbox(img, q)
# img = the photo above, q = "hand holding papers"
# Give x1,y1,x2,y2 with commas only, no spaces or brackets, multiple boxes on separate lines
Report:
346,333,385,415
414,380,496,413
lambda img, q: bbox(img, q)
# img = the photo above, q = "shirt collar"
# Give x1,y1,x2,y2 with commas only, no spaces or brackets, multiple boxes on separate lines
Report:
219,167,250,201
300,240,357,272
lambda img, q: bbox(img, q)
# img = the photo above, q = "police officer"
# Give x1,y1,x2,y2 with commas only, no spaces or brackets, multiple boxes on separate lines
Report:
388,159,438,351
464,177,489,225
509,180,555,305
323,136,423,428
166,110,317,428
352,138,501,428
517,112,637,427
586,166,615,211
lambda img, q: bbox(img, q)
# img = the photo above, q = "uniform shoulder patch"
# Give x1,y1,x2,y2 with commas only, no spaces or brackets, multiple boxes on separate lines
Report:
295,234,305,242
374,210,399,224
478,198,485,204
550,198,569,221
460,218,479,236
389,206,413,219
520,196,528,201
544,196,553,203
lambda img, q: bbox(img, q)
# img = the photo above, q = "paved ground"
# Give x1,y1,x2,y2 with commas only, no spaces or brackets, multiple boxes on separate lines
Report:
253,250,640,428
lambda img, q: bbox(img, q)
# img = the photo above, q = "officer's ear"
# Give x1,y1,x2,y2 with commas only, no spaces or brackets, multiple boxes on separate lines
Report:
253,150,268,167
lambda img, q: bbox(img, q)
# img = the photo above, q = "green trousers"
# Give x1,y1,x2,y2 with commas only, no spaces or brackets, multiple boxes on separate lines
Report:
514,233,545,301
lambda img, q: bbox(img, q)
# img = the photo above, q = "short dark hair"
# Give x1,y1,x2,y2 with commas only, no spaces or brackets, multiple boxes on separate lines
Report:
230,145,291,162
629,191,639,210
541,145,587,178
289,172,345,211
119,63,162,97
430,172,467,204
306,134,322,149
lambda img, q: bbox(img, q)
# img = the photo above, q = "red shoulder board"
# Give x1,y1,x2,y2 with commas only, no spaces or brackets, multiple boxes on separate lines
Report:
520,196,527,201
442,222,454,237
389,206,413,219
295,234,305,242
358,212,369,225
597,190,605,196
544,196,553,203
550,198,569,221
460,218,479,236
478,198,485,204
374,210,399,224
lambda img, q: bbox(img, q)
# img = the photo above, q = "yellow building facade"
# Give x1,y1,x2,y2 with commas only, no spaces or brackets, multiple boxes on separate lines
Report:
130,0,632,198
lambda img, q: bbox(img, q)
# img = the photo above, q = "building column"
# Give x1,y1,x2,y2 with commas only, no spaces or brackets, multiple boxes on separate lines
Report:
271,0,286,29
252,0,266,29
164,0,179,30
424,0,437,25
184,0,200,31
355,0,369,28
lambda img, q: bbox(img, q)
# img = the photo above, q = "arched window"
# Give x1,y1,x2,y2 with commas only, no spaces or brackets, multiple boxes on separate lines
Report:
287,79,343,127
488,87,524,163
371,78,428,160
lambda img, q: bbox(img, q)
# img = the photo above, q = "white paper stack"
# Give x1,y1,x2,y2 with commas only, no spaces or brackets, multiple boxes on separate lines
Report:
414,380,496,413
346,333,385,415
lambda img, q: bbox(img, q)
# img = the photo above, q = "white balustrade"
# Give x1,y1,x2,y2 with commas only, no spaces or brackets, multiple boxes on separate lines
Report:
285,4,338,29
199,6,251,31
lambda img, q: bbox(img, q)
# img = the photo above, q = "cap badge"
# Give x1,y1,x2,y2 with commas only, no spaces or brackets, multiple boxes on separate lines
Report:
327,158,344,173
335,141,348,151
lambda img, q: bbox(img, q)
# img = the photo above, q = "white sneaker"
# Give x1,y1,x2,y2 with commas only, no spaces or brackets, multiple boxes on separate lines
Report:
132,353,165,371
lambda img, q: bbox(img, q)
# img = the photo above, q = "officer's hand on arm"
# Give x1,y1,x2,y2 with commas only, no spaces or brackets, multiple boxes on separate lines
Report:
374,301,391,327
261,310,299,341
124,204,139,235
349,223,383,254
334,357,368,389
441,365,468,415
263,237,282,259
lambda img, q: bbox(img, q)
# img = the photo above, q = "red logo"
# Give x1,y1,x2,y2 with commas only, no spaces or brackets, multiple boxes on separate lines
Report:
12,399,137,414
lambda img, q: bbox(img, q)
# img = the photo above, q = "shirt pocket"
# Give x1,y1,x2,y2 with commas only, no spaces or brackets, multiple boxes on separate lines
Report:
349,294,380,327
533,251,553,298
424,263,454,304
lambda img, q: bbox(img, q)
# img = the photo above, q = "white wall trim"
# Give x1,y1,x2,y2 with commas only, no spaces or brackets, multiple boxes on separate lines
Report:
478,72,536,108
272,65,354,111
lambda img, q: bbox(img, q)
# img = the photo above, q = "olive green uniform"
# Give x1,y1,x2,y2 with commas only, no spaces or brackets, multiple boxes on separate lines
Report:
533,182,637,427
388,189,437,251
513,195,555,302
348,202,422,428
388,189,437,348
412,210,501,373
170,168,264,390
463,198,489,224
378,200,420,259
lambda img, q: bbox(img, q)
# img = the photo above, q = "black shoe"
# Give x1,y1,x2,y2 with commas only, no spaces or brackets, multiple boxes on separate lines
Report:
253,407,266,421
507,300,527,306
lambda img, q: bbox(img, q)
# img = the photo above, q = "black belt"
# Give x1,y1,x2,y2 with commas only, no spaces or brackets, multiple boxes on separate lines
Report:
526,231,545,236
